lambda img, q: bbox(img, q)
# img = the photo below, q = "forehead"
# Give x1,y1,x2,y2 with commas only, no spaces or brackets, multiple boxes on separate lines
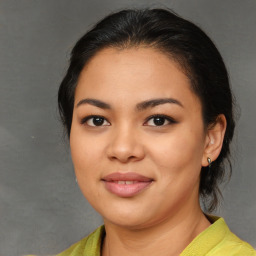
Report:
75,47,201,111
81,46,188,81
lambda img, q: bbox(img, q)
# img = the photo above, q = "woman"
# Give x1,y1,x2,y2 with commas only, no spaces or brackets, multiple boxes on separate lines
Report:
57,8,255,256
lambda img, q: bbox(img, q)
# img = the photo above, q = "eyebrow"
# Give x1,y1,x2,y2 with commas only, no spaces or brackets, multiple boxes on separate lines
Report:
76,98,111,109
76,97,183,110
136,98,183,111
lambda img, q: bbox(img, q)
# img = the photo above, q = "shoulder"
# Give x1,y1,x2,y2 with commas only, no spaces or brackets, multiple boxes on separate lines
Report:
56,225,105,256
212,228,256,256
181,215,256,256
210,216,255,256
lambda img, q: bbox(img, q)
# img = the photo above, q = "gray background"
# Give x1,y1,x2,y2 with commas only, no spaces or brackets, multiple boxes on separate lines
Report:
0,0,255,255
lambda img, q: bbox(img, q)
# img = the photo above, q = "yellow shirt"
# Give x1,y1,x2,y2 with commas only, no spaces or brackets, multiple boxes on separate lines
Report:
57,216,256,256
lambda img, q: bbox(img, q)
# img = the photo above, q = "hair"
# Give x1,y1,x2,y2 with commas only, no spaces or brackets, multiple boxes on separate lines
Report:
58,8,235,212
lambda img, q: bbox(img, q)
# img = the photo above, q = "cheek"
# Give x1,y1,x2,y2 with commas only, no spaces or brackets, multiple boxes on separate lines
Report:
70,127,103,177
147,127,205,177
70,128,105,202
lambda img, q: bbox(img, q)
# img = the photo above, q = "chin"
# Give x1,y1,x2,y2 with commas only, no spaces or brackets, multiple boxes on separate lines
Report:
101,204,169,230
104,215,152,230
92,200,151,228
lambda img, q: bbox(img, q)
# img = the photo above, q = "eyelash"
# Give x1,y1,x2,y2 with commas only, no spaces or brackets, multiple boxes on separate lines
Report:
80,114,177,127
144,114,177,127
80,115,110,127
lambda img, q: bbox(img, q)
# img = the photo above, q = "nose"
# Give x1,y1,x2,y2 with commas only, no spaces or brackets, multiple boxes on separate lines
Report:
106,126,145,163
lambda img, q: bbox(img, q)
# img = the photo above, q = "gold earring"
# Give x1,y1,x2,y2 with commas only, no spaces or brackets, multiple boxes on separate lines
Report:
207,157,212,167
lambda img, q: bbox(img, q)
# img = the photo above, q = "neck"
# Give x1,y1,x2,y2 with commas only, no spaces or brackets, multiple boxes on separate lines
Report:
102,204,210,256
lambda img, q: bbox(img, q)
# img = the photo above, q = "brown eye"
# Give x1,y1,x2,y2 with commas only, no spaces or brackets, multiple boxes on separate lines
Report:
144,115,176,127
152,117,166,126
93,117,104,126
82,116,110,127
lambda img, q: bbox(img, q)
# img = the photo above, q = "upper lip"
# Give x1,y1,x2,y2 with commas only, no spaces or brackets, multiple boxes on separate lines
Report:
102,172,153,182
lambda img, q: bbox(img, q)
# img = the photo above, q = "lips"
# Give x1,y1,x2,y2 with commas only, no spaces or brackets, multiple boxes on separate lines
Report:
102,172,153,197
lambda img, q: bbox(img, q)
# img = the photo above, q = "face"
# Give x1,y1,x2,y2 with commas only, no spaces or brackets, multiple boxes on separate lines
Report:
70,47,208,229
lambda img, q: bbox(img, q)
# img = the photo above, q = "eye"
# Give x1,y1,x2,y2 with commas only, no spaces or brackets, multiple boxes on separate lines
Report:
81,116,110,127
144,115,176,127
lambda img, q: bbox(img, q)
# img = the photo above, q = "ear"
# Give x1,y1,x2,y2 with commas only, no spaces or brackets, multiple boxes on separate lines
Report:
201,114,227,167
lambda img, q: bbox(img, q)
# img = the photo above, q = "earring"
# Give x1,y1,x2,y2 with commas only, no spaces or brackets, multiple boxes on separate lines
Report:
207,157,212,168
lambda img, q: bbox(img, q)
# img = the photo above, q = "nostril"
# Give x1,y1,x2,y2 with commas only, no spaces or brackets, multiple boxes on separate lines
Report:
106,130,145,162
109,153,137,163
106,143,145,163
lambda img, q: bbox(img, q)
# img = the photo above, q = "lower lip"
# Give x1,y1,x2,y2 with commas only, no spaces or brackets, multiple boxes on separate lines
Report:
103,181,152,197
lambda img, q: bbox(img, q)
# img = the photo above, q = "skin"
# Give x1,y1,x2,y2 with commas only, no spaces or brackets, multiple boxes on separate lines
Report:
70,47,226,256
